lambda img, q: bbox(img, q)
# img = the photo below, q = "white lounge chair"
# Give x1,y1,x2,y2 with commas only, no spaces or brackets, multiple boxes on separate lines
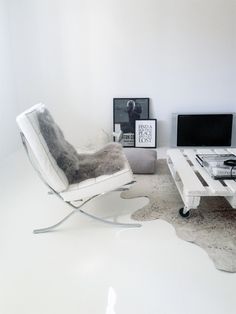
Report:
16,104,141,233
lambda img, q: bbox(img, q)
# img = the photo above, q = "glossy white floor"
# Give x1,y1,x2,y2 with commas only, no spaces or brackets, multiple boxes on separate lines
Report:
1,150,236,314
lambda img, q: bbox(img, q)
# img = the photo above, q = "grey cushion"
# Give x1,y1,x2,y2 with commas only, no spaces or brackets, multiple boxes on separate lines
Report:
124,148,157,174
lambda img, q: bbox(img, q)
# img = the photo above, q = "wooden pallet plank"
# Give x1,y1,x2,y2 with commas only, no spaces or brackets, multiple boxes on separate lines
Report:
184,150,229,194
167,149,206,194
224,180,236,193
226,148,236,156
195,148,214,154
214,148,229,154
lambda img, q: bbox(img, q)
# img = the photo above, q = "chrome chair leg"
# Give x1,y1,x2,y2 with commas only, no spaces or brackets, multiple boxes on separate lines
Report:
33,210,76,234
78,209,141,228
33,194,142,233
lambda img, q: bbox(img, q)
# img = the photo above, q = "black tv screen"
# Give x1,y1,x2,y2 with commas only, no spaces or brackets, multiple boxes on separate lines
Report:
177,114,233,146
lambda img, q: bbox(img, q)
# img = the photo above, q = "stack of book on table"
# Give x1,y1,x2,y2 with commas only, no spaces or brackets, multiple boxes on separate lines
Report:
196,153,236,179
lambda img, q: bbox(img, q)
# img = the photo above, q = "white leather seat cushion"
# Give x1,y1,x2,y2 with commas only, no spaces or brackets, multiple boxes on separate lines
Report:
60,161,133,202
16,104,69,192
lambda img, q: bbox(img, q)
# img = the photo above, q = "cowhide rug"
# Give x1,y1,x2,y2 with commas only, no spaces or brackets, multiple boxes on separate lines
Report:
121,159,236,272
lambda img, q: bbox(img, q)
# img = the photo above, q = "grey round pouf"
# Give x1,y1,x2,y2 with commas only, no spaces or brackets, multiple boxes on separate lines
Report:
124,148,157,174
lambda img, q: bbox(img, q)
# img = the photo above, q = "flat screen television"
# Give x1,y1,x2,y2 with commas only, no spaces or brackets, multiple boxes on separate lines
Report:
171,113,236,147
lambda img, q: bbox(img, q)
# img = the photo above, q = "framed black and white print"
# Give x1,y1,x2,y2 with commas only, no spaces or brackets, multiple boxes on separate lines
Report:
113,98,149,147
135,119,157,148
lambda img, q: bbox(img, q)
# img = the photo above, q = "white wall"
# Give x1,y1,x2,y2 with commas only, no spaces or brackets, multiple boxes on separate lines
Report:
0,0,19,161
87,0,236,147
7,0,236,149
8,0,93,147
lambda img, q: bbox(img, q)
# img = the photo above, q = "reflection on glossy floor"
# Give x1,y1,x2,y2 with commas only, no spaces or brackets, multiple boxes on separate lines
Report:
1,150,236,314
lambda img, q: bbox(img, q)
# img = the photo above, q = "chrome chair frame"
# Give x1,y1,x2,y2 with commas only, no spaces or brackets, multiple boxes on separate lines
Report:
20,132,142,233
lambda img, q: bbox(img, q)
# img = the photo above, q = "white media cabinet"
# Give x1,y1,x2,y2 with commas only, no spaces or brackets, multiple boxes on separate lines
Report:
167,148,236,217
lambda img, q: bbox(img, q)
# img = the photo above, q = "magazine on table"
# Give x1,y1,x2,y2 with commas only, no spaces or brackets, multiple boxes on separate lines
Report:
196,153,236,167
204,165,236,179
195,153,236,179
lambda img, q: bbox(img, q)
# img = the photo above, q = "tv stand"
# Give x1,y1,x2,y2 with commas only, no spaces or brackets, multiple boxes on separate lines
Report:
167,148,236,217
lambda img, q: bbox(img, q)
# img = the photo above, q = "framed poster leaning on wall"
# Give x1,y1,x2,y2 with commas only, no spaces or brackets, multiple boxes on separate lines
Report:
113,98,149,147
134,119,157,148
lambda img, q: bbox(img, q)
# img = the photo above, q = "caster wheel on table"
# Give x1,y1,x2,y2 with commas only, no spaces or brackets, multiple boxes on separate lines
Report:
179,207,191,218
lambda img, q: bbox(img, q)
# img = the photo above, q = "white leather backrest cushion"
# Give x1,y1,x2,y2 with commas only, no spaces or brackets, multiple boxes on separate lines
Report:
16,103,69,192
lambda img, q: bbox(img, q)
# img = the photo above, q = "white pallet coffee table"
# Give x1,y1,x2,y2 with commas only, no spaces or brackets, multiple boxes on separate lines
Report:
167,148,236,217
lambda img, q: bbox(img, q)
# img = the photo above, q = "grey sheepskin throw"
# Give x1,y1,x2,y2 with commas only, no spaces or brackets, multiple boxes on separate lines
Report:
77,143,126,182
37,108,126,183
